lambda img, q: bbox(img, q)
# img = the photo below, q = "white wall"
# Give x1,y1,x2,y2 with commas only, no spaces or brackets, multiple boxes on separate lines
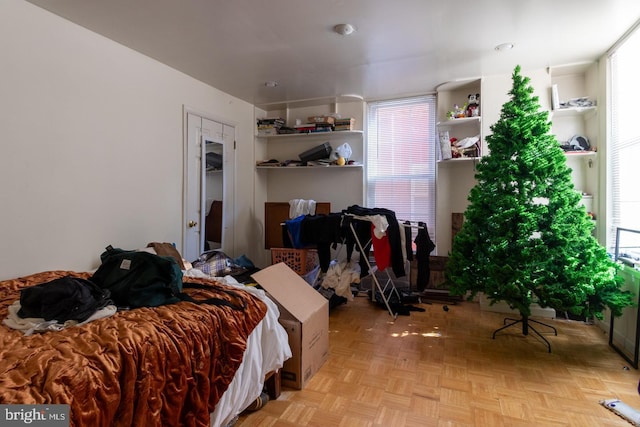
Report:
0,0,258,280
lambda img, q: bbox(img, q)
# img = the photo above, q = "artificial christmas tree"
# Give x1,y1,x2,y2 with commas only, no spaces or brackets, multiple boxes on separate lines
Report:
445,65,633,351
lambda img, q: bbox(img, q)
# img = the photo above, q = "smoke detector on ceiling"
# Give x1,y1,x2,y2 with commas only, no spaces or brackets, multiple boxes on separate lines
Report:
495,42,514,52
334,24,356,36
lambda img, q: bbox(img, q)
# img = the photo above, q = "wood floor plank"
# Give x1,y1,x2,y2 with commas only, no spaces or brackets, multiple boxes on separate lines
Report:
235,295,638,427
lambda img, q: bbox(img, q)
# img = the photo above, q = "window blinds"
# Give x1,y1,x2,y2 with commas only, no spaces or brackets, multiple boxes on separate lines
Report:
607,23,640,251
366,95,437,244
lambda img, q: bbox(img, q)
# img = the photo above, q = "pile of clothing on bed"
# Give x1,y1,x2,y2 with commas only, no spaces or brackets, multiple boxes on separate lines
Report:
2,242,258,335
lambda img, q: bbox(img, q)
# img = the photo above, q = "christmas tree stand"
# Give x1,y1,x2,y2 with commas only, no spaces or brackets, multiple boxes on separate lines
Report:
492,315,557,353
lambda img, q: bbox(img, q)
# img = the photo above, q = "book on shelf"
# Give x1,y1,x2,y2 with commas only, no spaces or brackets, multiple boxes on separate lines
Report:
306,159,332,166
282,160,304,167
312,123,334,132
256,117,285,135
257,127,279,136
333,118,355,131
294,124,317,133
256,159,282,167
257,117,285,126
307,116,335,125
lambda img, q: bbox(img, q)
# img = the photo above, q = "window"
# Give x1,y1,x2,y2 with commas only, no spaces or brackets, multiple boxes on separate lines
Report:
607,22,640,256
366,96,437,244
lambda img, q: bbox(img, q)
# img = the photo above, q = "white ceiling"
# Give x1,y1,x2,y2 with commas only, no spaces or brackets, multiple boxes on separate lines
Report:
26,0,640,107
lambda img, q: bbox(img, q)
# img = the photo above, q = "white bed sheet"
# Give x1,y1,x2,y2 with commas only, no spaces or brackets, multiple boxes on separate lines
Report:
181,270,291,427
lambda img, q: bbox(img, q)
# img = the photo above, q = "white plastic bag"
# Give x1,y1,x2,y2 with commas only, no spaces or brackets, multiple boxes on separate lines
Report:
334,143,352,160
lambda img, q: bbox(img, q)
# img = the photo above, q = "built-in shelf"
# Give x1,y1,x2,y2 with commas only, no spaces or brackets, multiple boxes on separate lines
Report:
257,164,363,170
436,116,481,127
551,106,597,118
437,157,481,164
564,150,597,157
256,130,363,139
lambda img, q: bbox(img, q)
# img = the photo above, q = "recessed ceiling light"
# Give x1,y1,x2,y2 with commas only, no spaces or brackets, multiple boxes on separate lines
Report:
495,43,514,52
264,81,278,88
334,24,356,36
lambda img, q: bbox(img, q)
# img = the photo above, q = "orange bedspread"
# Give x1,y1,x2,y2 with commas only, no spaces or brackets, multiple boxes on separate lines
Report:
0,270,267,427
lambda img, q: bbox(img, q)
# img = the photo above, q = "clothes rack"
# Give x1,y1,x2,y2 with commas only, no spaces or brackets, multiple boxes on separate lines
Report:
347,218,399,318
280,207,432,317
344,213,429,318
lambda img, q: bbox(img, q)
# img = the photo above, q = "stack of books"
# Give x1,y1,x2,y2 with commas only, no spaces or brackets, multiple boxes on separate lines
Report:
292,123,316,133
334,118,355,131
308,116,334,133
294,123,333,133
257,118,285,136
314,122,334,132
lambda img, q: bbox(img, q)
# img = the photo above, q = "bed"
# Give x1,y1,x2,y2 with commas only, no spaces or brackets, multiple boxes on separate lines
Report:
0,269,291,427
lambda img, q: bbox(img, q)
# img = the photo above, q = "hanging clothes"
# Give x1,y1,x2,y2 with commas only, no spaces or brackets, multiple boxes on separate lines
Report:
284,215,306,248
414,221,436,291
289,199,316,218
403,220,414,262
345,205,406,278
299,213,343,272
371,223,392,272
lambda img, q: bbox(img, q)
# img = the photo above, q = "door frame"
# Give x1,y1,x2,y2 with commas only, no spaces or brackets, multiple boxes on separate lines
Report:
182,106,236,262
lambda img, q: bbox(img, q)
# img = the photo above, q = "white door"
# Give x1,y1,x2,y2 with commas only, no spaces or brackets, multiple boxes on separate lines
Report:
221,124,236,251
183,111,235,263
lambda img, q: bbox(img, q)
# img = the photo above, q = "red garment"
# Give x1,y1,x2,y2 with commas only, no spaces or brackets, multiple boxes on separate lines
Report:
371,223,391,271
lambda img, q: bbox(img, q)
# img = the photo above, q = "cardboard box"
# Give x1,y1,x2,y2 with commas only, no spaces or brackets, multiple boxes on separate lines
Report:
251,263,329,389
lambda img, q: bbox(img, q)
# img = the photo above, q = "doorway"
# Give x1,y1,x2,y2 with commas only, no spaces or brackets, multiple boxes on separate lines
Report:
183,110,235,263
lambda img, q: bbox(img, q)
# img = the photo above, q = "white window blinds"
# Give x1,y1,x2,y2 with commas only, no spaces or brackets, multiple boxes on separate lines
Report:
608,22,640,252
366,96,437,243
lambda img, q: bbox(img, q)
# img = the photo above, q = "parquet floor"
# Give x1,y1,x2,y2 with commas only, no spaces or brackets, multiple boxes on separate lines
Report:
236,293,639,426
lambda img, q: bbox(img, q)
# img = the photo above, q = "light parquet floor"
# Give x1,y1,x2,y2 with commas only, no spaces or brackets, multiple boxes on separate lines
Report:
236,294,639,427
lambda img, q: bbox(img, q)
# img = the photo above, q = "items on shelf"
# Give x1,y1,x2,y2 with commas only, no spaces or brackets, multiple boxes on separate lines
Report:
256,159,282,167
334,118,355,131
448,104,467,119
466,93,480,117
299,142,332,164
557,97,596,110
560,134,591,152
257,116,357,135
257,117,285,136
307,116,335,125
294,123,320,133
439,131,480,160
438,130,452,160
445,94,480,120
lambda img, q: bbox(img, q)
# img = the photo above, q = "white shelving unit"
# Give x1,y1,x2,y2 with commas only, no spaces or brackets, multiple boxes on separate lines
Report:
254,96,366,225
256,130,363,168
435,78,483,254
549,62,600,226
436,116,482,162
256,164,363,170
551,105,597,118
